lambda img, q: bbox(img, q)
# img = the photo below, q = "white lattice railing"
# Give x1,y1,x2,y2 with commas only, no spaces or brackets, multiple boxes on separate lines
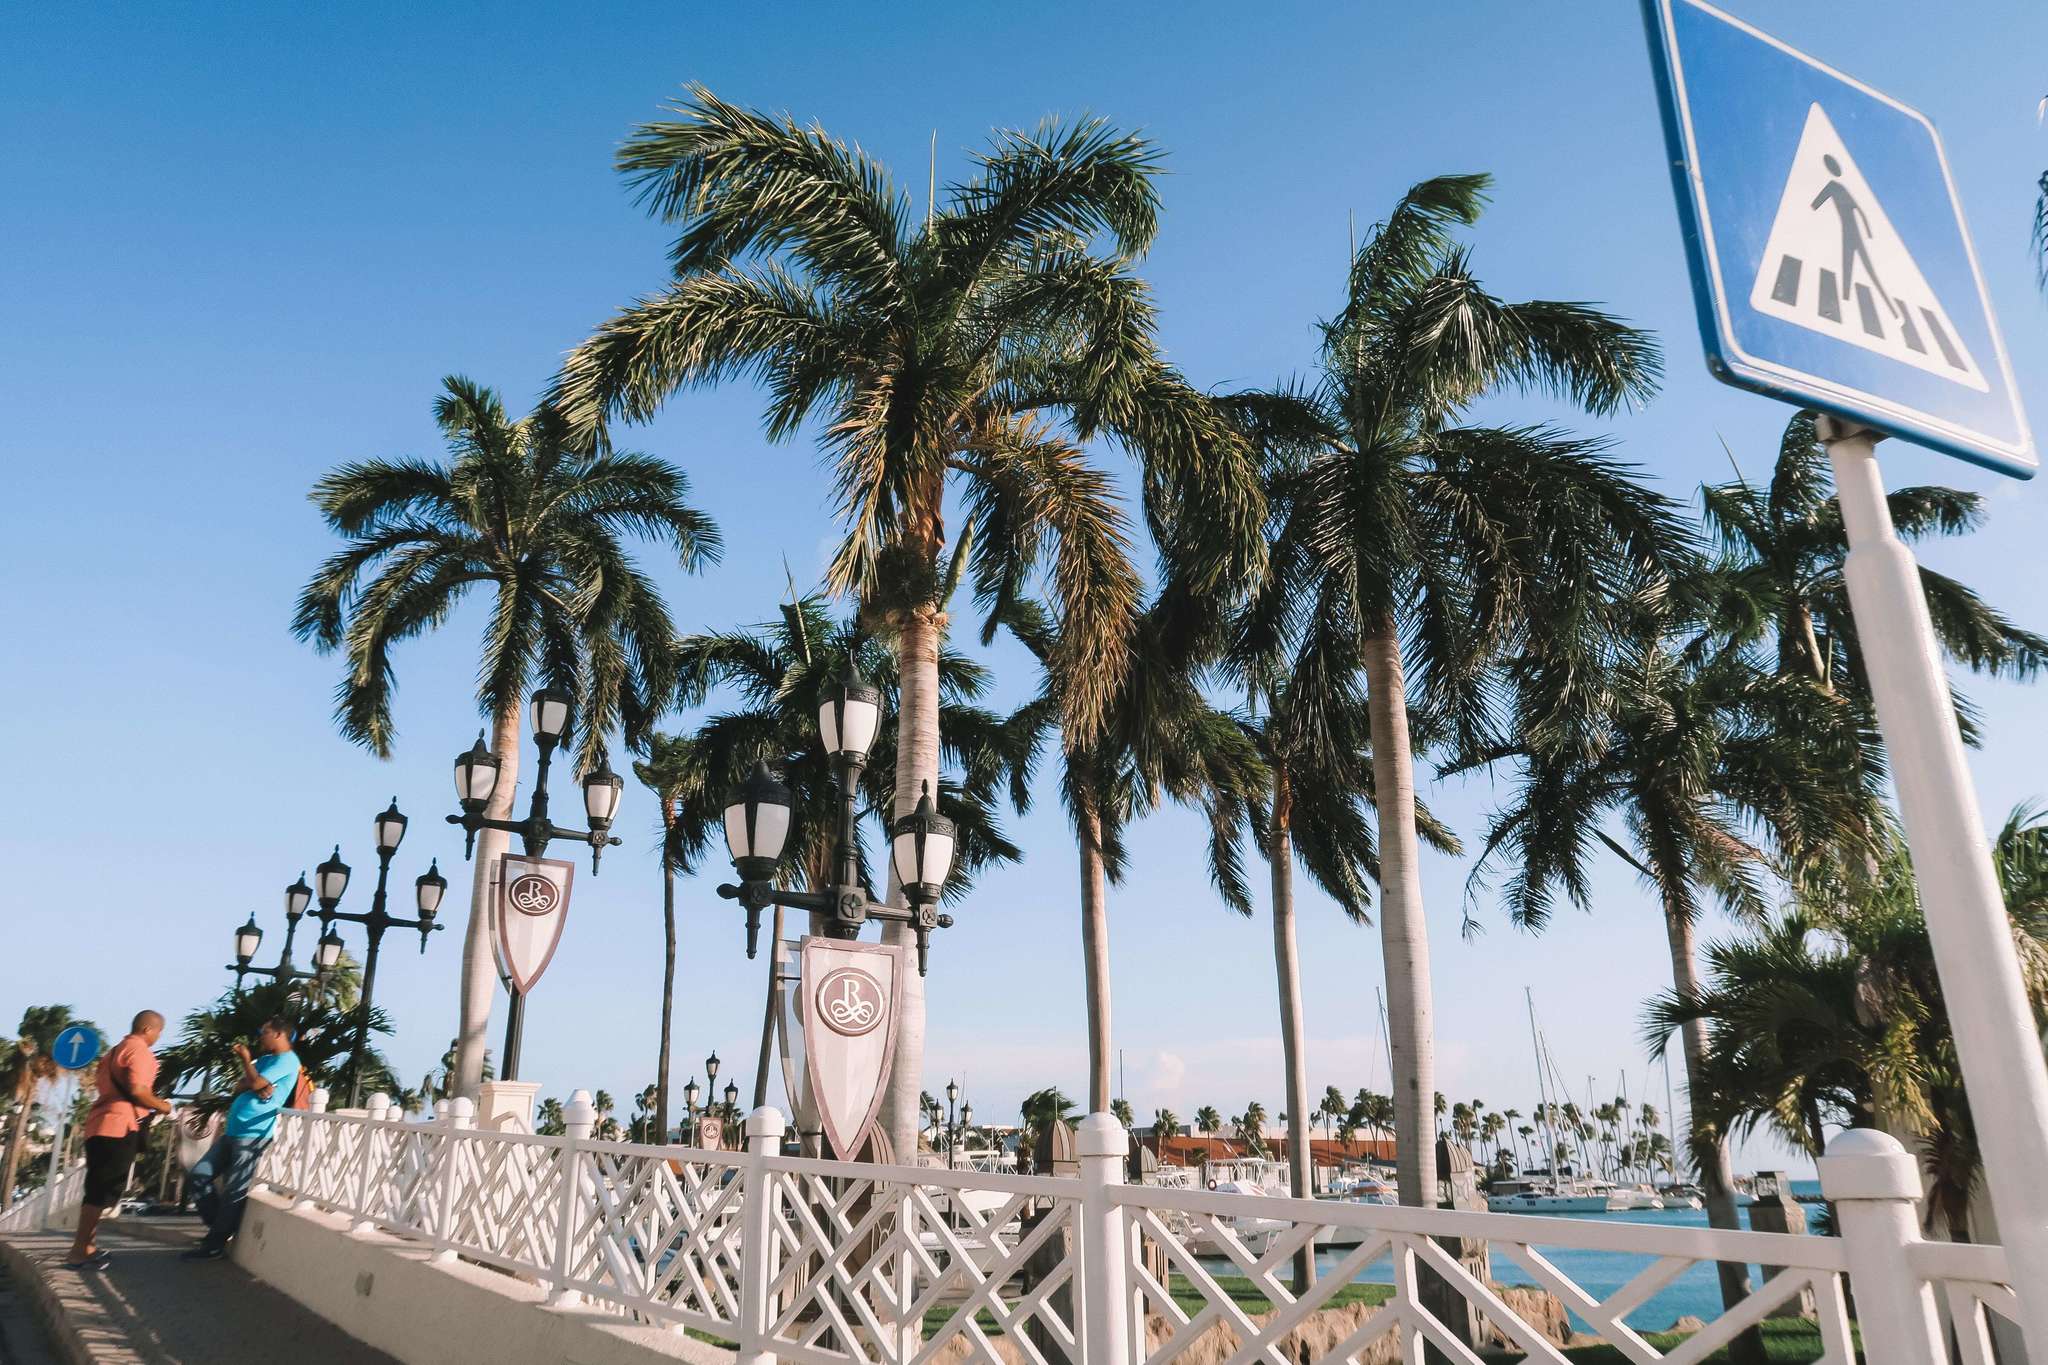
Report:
0,1162,84,1234
257,1106,2024,1365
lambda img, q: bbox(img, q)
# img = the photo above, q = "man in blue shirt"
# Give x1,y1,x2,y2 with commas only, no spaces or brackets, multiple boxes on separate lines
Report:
183,1017,301,1260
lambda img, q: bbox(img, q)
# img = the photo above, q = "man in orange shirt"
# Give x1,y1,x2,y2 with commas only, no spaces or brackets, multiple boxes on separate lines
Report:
65,1011,173,1269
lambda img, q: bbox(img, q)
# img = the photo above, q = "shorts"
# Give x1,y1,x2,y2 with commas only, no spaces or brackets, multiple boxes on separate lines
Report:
82,1133,142,1209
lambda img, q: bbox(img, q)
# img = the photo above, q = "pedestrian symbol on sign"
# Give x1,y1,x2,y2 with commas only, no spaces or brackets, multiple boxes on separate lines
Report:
1748,104,1985,391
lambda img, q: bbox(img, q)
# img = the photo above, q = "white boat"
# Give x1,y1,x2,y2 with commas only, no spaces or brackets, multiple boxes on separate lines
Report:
1658,1182,1706,1210
1582,1179,1665,1211
1485,1178,1611,1214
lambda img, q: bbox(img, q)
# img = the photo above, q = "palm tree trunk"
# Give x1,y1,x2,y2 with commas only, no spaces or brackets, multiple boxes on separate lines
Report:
1,1096,30,1210
655,804,677,1143
454,694,523,1098
878,598,944,1160
1362,620,1438,1209
1268,761,1315,1291
1661,892,1761,1342
1077,786,1113,1114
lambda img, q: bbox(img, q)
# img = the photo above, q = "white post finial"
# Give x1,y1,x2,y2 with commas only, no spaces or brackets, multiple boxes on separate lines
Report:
433,1099,450,1124
366,1092,391,1122
309,1087,330,1114
1818,1128,1945,1364
563,1090,597,1142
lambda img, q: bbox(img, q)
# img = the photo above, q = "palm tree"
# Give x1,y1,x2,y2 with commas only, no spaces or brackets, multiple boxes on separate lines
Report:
552,91,1262,1154
1252,174,1670,1208
1236,1101,1268,1156
1109,1098,1134,1130
295,377,719,1096
157,980,392,1116
1469,641,1875,1319
2,1006,90,1208
999,598,1263,1114
536,1097,566,1136
1153,1107,1181,1140
1194,1106,1222,1137
633,735,688,1144
1018,1087,1079,1172
1700,408,2045,719
1650,804,2048,1240
1320,1085,1347,1139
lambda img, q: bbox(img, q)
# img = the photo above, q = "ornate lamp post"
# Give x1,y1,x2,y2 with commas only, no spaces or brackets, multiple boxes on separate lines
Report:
225,873,338,995
682,1075,701,1128
716,665,959,974
944,1079,961,1169
315,801,449,1106
446,690,624,1078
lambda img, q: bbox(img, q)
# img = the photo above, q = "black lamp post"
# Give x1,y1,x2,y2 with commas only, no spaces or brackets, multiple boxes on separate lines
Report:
226,872,336,995
682,1075,701,1129
716,664,959,974
446,690,624,1080
944,1079,961,1169
314,802,449,1106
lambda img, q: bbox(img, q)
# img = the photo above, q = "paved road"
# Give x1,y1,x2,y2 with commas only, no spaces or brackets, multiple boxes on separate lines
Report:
0,1218,398,1364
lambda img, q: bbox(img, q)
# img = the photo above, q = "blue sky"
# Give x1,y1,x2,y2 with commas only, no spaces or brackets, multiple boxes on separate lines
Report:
4,2,2044,1169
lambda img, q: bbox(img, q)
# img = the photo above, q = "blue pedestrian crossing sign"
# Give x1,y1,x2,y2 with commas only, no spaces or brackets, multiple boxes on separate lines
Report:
1643,0,2035,477
50,1025,103,1072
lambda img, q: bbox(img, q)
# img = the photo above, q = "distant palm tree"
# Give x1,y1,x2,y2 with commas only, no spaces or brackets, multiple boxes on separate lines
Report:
1018,1087,1079,1172
1153,1107,1181,1139
1109,1098,1134,1130
295,377,718,1096
2,1006,90,1208
553,90,1261,1156
1236,1101,1268,1156
1195,1106,1222,1137
1256,173,1670,1209
536,1097,566,1136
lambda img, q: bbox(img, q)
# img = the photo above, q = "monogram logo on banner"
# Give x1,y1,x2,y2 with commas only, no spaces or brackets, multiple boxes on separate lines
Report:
814,967,886,1037
493,855,574,996
508,874,559,916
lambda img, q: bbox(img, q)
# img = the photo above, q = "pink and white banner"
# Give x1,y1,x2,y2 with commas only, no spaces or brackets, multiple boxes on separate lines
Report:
799,937,902,1159
493,854,574,995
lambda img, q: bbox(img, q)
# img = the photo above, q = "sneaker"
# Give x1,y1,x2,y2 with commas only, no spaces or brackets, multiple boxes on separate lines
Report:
180,1246,225,1261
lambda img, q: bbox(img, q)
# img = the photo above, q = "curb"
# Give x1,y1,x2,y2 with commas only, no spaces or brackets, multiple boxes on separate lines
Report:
0,1237,93,1365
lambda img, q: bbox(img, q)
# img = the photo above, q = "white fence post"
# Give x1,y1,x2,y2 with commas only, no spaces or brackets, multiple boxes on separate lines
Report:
432,1097,474,1264
1819,1128,1946,1365
350,1095,392,1236
737,1106,786,1365
547,1091,596,1307
1078,1113,1133,1365
310,1088,330,1114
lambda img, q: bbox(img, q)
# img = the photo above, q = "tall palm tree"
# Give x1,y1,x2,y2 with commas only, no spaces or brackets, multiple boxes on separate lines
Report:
1194,1105,1221,1137
1153,1107,1180,1139
1236,1100,1267,1156
295,377,719,1096
552,91,1262,1154
999,598,1263,1114
1469,642,1875,1319
631,735,687,1145
1,1006,89,1209
1251,174,1671,1207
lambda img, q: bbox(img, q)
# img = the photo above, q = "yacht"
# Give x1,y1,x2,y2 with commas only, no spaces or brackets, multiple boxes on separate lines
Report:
1484,1178,1611,1214
1657,1182,1706,1210
1596,1180,1666,1211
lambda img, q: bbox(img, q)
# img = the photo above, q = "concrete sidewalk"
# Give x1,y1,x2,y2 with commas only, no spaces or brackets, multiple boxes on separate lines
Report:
0,1217,397,1364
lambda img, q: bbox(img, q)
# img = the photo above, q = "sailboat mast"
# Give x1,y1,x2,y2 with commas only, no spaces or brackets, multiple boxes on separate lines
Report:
1526,989,1557,1181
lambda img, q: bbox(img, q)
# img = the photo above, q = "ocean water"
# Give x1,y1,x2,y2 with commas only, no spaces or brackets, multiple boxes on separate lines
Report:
1204,1181,1827,1334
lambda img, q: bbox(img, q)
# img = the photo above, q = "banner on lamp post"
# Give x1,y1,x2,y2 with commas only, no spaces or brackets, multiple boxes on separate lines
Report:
492,854,574,995
695,1115,724,1150
799,937,902,1160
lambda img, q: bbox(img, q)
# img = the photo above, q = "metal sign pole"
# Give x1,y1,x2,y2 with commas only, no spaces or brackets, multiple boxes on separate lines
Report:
1822,417,2048,1348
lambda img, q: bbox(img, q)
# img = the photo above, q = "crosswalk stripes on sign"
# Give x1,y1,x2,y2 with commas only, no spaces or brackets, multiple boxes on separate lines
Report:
1747,103,1987,391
